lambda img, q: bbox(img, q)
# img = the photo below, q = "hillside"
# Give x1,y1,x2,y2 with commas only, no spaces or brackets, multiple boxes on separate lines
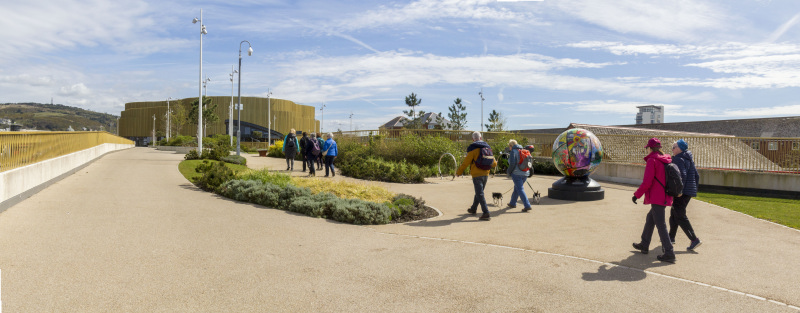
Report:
0,103,118,132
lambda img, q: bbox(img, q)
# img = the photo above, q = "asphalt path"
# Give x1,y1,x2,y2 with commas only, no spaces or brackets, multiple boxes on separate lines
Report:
0,147,797,312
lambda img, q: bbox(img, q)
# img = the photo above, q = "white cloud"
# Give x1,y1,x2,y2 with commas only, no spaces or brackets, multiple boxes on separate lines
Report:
551,0,729,42
58,83,90,97
266,51,705,104
335,0,535,31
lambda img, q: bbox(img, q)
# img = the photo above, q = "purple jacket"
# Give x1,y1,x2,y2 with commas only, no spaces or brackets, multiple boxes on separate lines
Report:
634,151,674,206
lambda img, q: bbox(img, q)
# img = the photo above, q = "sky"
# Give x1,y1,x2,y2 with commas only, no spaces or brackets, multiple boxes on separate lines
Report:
2,0,800,132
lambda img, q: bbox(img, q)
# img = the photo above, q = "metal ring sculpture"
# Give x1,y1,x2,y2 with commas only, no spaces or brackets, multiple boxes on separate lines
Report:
438,153,457,180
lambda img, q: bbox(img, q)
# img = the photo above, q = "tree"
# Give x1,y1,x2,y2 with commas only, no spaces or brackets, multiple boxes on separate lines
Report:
446,97,467,130
188,96,218,135
484,109,507,132
170,101,190,137
402,92,425,129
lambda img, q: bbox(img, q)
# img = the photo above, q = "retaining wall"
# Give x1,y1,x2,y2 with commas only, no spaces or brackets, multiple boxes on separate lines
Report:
0,143,134,212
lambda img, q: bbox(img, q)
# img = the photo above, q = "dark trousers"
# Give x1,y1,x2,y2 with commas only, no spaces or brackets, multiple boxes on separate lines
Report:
640,204,674,255
669,195,698,242
306,155,316,175
470,176,489,214
301,153,307,171
285,152,295,170
324,155,336,176
316,154,323,169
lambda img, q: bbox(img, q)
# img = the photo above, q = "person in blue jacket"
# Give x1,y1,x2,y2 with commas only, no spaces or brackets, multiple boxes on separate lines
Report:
282,128,299,171
322,132,338,177
506,139,532,212
669,139,702,250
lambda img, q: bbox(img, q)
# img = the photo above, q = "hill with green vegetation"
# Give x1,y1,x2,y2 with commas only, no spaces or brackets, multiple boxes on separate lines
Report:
0,102,118,132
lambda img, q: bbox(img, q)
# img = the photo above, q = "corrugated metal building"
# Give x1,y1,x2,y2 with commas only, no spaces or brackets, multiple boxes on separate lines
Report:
119,96,319,145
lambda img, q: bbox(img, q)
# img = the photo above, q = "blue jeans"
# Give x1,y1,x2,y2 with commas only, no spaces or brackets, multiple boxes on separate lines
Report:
509,174,531,208
640,204,674,255
470,176,489,214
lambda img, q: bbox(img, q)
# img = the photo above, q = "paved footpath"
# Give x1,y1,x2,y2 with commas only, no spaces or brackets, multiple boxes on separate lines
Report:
1,147,798,312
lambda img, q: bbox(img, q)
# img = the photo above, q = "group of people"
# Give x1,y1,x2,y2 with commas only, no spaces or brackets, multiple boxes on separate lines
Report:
455,132,701,264
455,131,533,221
281,129,338,177
632,137,702,263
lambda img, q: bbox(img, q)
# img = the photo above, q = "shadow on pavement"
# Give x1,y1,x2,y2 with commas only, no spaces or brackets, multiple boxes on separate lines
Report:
582,251,675,282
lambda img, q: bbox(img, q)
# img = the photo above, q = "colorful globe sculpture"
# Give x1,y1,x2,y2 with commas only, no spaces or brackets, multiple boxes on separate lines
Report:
552,128,604,178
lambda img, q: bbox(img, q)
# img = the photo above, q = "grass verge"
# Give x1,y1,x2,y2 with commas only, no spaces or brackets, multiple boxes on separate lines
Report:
696,192,800,230
179,160,249,183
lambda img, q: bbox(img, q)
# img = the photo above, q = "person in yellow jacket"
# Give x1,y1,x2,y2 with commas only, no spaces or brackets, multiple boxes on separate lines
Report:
456,131,497,221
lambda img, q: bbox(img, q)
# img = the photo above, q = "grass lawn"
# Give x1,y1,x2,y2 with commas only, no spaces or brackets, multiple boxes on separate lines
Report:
696,192,800,230
178,159,249,183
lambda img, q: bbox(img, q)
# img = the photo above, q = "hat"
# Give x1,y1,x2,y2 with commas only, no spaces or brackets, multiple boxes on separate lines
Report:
644,138,661,148
676,139,688,152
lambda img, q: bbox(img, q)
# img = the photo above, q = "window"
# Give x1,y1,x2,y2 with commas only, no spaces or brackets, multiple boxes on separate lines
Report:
768,141,778,151
793,141,799,151
751,142,760,150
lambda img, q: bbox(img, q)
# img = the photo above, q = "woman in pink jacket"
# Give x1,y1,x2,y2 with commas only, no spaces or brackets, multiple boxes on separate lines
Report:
632,138,675,263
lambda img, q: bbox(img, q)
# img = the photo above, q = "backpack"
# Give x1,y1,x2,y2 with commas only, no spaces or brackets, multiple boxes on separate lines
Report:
285,135,296,149
474,147,495,170
310,138,321,156
656,163,684,197
517,149,533,172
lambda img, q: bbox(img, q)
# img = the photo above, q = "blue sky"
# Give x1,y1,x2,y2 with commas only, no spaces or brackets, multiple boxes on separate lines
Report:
3,0,800,132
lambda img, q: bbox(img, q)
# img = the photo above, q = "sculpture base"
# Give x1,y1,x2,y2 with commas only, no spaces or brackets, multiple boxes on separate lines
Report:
548,176,605,201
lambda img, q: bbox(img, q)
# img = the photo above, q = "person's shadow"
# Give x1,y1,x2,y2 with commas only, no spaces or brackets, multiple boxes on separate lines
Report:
582,248,675,282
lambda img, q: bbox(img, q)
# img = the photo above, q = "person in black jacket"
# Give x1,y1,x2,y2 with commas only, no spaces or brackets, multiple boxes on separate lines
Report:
305,132,318,177
299,132,309,172
669,139,702,251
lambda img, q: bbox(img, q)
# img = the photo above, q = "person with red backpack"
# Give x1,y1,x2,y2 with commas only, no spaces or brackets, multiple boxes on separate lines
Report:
456,131,497,221
506,139,533,212
632,138,676,263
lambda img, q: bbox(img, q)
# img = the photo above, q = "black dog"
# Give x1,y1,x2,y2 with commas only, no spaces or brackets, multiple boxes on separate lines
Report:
491,192,503,206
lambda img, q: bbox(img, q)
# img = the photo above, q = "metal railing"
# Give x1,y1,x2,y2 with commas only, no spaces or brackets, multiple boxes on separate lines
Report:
332,130,800,173
0,132,134,173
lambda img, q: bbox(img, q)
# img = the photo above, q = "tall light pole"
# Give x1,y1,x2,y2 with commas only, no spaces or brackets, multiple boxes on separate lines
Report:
203,77,211,96
349,112,353,132
319,102,326,133
479,88,485,132
267,88,272,145
193,10,207,153
166,97,172,140
116,117,120,135
236,40,253,156
152,114,156,146
229,66,237,146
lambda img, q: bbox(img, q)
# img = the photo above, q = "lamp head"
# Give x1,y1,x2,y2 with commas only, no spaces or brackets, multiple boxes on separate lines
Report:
247,46,253,56
201,26,207,34
192,17,198,24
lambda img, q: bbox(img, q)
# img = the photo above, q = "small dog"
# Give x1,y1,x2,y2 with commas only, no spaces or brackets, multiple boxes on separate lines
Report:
491,192,503,206
531,191,541,205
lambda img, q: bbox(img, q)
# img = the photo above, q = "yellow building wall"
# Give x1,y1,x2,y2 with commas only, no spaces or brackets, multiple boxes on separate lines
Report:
119,96,319,137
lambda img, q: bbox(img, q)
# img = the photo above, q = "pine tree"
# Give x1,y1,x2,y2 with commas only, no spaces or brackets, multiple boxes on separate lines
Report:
447,98,467,130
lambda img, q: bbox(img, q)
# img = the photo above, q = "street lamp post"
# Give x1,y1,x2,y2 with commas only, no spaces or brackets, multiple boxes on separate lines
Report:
193,10,208,153
267,88,272,145
236,40,253,156
203,77,211,96
152,114,156,146
479,88,484,132
319,102,326,133
166,97,172,140
349,112,353,132
116,117,120,135
229,66,237,146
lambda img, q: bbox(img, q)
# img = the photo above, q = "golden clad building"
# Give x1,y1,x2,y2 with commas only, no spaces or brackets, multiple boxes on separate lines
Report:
119,96,319,146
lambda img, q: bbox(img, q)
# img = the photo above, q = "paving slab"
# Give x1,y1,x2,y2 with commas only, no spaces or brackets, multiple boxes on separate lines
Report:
0,148,796,312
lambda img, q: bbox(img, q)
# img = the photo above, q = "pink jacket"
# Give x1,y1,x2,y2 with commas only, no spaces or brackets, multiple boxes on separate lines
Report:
634,151,673,206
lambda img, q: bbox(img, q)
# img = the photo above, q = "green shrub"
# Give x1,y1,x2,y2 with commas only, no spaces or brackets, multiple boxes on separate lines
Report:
237,168,292,187
532,157,560,176
221,155,246,165
217,179,393,225
338,156,427,183
194,160,236,191
184,149,200,160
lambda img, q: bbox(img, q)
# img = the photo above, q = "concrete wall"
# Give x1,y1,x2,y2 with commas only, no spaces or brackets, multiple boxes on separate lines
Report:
591,162,800,193
155,146,195,154
0,143,134,212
